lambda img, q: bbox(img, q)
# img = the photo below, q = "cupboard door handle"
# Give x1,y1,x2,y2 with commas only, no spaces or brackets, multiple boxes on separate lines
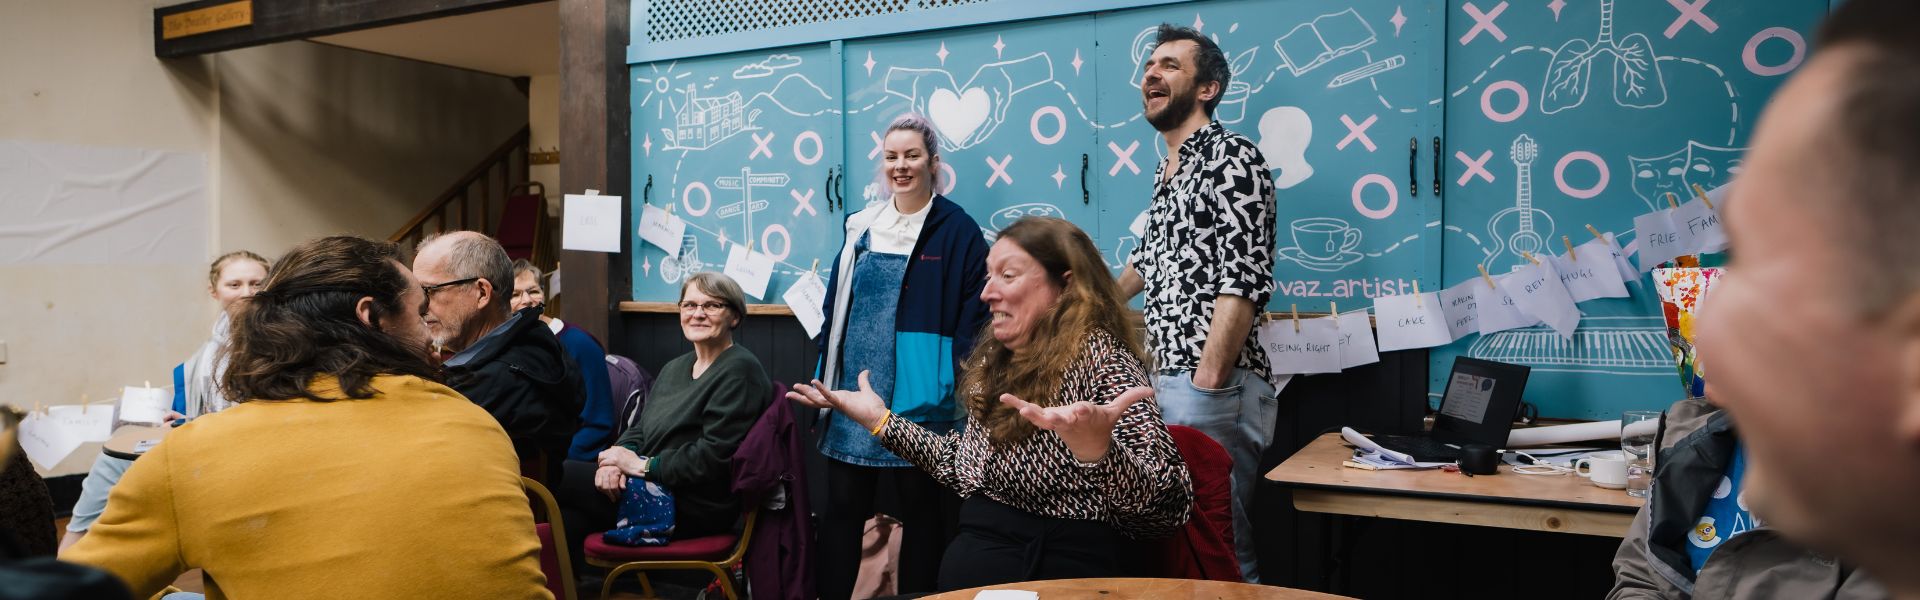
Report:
823,168,835,212
1080,153,1090,205
833,168,844,212
1433,137,1443,197
1408,137,1419,198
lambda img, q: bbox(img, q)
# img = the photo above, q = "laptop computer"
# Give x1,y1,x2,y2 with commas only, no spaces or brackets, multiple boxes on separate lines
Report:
1367,357,1531,463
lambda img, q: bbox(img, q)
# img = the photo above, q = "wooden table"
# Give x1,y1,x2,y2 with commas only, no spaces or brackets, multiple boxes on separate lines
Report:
924,578,1354,599
101,425,169,461
1264,432,1641,537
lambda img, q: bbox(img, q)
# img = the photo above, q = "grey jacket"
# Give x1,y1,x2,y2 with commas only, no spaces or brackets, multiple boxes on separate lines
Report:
1608,398,1886,600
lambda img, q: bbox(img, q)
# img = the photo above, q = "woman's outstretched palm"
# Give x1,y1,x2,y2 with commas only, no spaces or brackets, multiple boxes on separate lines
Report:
787,370,889,431
1000,386,1153,463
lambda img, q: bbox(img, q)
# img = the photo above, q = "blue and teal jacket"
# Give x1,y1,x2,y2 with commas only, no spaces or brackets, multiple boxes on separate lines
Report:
815,195,990,424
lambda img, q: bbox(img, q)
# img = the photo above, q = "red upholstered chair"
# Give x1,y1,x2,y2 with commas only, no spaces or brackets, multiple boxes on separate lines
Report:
494,182,547,261
524,476,580,600
1159,424,1242,582
583,507,757,600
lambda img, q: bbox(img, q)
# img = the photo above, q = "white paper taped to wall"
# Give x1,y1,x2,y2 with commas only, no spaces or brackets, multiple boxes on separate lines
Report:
0,140,207,265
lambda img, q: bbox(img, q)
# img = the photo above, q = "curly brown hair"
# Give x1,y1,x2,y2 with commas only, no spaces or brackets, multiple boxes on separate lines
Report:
959,217,1147,445
221,236,439,402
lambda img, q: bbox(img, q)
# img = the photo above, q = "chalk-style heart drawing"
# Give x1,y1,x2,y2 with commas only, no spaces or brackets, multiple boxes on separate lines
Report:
927,86,992,146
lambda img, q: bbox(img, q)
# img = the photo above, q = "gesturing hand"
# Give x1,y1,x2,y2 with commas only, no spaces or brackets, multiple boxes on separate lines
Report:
786,371,889,433
1000,386,1154,464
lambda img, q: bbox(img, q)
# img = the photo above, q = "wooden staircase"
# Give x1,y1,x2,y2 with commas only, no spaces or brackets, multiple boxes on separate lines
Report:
389,125,557,273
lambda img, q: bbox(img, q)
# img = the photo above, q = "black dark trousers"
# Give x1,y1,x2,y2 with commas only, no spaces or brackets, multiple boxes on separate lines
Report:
934,495,1123,592
816,460,960,599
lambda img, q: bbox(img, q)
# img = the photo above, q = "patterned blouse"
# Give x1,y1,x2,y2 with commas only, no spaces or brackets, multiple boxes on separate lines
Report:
1128,120,1277,380
880,328,1193,540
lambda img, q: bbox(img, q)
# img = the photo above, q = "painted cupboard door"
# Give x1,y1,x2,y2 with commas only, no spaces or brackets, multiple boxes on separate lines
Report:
1093,0,1446,312
629,44,845,304
1434,0,1825,418
841,16,1102,245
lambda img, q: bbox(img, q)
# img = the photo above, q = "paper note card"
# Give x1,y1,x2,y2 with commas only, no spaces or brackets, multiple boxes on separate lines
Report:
16,411,84,469
1499,260,1580,339
723,244,775,300
1373,293,1452,352
119,386,170,425
562,193,623,253
45,404,113,443
1438,280,1480,341
781,270,829,338
1673,197,1728,255
1474,276,1538,336
1601,232,1639,283
1554,242,1630,303
1634,208,1693,271
1259,318,1340,375
1335,309,1380,370
636,203,686,257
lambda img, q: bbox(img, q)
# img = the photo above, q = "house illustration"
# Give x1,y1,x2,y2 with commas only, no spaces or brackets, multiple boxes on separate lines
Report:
671,85,747,150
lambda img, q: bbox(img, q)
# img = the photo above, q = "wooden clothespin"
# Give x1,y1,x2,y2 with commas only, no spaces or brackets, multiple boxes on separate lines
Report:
80,393,88,414
1665,192,1680,209
1523,251,1540,265
1291,303,1301,333
1691,183,1715,210
1563,235,1577,260
744,241,754,254
1331,301,1339,318
1586,224,1606,243
33,398,40,416
808,259,819,277
1477,264,1497,290
1413,280,1423,307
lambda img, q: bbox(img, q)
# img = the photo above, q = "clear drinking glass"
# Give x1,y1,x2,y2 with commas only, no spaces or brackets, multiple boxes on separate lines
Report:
1622,410,1660,497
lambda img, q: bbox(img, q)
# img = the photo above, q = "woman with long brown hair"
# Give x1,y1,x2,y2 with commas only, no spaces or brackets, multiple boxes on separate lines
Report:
63,236,549,598
790,217,1192,590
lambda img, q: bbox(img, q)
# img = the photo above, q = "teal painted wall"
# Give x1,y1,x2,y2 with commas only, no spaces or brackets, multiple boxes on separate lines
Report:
628,0,1827,418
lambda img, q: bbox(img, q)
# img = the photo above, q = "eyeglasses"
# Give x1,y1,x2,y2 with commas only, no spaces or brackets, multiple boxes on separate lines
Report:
678,301,730,315
421,277,480,300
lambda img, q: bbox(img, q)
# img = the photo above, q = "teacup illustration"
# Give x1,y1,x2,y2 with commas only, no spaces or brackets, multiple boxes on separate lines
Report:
1290,217,1361,262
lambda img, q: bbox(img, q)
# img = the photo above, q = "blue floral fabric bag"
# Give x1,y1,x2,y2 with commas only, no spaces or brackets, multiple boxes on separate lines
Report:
604,478,676,546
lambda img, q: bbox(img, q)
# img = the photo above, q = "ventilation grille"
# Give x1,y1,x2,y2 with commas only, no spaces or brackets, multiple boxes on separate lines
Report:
646,0,995,44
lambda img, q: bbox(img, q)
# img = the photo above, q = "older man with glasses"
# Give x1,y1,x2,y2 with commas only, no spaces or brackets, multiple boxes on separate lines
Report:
413,231,583,485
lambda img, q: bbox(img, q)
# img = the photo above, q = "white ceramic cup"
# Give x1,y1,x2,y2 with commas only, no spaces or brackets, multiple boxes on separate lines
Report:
1575,451,1630,489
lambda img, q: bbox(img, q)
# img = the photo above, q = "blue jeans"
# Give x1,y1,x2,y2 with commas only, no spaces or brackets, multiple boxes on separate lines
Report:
1154,369,1278,583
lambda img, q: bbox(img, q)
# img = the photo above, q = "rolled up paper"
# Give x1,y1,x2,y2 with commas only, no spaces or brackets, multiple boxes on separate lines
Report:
1504,419,1658,448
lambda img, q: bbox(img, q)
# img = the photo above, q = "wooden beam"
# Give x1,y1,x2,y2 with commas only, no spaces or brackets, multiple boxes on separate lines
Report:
154,0,548,58
555,0,624,345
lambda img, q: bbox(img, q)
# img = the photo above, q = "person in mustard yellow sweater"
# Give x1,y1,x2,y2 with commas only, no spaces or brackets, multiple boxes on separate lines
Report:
63,236,551,599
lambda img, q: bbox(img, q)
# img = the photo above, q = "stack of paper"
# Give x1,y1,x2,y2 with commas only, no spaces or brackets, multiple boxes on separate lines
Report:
1340,427,1451,469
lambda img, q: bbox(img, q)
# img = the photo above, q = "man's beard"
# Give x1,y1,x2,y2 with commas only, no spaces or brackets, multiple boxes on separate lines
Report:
1145,85,1199,132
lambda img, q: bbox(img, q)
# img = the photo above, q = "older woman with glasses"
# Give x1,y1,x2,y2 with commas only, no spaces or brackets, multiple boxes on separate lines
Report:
792,217,1192,591
590,271,771,541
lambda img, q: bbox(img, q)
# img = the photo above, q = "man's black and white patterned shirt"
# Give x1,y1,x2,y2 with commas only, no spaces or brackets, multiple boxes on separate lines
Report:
1128,121,1277,381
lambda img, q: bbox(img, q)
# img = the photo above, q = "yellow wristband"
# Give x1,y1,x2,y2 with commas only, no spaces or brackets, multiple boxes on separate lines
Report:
868,411,892,436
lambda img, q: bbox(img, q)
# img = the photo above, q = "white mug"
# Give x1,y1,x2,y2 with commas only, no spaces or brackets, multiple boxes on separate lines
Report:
1575,452,1630,489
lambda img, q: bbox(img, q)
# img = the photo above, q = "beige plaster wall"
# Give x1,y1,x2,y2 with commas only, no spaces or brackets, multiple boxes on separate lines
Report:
0,0,528,474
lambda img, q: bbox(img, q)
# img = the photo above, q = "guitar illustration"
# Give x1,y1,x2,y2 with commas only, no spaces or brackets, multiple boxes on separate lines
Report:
1485,134,1554,271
